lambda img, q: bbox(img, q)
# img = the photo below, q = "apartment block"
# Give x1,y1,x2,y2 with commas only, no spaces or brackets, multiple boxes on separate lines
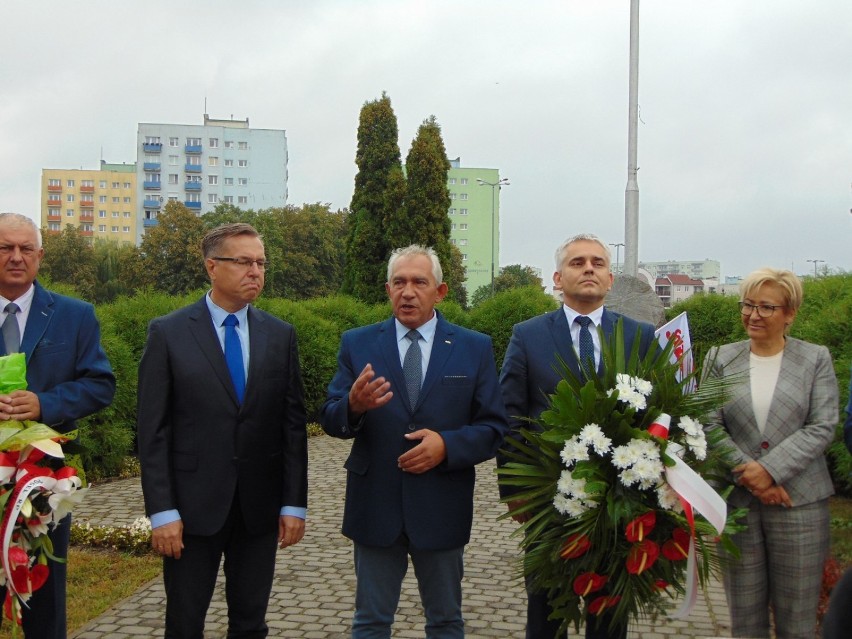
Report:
41,162,137,244
137,115,288,242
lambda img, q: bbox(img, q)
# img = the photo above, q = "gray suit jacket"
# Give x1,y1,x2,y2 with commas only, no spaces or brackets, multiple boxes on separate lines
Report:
703,337,838,508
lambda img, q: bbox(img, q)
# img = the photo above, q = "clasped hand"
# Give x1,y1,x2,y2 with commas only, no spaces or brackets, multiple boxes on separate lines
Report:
0,390,40,422
733,460,792,508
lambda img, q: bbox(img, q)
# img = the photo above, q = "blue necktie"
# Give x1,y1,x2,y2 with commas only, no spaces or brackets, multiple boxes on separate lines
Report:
575,316,595,374
403,329,422,408
223,314,245,404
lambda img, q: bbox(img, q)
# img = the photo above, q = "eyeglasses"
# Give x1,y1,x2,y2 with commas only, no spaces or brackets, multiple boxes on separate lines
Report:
211,256,268,270
738,301,784,318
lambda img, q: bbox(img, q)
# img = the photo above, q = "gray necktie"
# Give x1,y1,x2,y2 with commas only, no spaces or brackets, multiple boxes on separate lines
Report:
2,303,20,355
402,329,423,408
575,316,595,374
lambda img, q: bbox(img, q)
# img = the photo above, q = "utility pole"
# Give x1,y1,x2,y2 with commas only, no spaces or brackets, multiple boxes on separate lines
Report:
623,0,640,277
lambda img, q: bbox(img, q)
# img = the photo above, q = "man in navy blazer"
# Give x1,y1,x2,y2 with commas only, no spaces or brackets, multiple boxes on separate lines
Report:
499,234,657,639
0,213,115,639
320,245,509,638
137,223,308,638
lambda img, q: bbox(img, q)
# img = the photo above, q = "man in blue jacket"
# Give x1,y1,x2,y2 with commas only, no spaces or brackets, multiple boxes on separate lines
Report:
0,212,115,639
320,244,509,639
499,234,657,639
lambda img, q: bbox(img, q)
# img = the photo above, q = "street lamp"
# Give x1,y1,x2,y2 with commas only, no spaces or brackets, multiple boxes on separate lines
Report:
476,177,510,295
806,259,825,278
609,242,625,275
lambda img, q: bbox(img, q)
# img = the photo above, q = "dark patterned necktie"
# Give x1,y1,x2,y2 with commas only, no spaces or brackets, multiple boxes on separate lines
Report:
403,329,422,407
575,316,595,373
223,314,245,404
2,303,20,355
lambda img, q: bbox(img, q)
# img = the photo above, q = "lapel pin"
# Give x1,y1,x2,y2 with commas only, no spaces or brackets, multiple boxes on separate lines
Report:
445,340,452,344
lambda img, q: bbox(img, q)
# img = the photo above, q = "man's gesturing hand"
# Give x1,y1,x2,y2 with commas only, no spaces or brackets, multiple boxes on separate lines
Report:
348,363,393,417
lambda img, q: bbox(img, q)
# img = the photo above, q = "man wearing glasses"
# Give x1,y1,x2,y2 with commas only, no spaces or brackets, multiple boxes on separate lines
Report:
138,222,308,638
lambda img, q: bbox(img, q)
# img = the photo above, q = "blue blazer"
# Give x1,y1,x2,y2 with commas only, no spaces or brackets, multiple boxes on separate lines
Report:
15,281,115,432
320,313,509,551
498,307,657,498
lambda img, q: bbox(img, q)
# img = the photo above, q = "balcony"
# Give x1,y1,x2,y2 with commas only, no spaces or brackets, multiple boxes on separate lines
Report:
47,184,62,192
143,181,161,190
185,164,202,173
79,212,94,222
79,228,93,237
47,212,62,222
184,145,203,154
143,198,162,209
142,143,162,153
184,182,202,191
47,197,62,206
143,162,161,171
80,200,94,208
143,218,159,228
184,201,202,210
80,185,95,193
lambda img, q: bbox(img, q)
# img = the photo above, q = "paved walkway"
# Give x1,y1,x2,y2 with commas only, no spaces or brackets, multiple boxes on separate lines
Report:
71,436,732,638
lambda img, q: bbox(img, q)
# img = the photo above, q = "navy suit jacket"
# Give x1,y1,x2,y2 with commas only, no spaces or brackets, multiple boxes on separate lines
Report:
498,307,657,498
320,313,509,551
14,281,115,432
137,297,308,537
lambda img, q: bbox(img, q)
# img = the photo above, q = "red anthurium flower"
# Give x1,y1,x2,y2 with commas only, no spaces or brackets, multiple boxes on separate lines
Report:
29,564,49,592
588,594,622,616
662,528,690,561
573,572,608,597
626,539,660,575
560,533,591,560
654,579,669,590
625,511,656,542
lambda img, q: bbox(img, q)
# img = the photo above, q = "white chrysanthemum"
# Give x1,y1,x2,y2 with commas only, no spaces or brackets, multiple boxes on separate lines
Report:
633,377,653,396
579,423,612,455
624,391,647,411
553,492,572,515
656,482,681,511
557,469,576,494
686,434,708,460
632,439,660,460
611,445,634,469
560,437,589,466
633,457,664,481
553,492,590,517
678,415,703,437
619,468,640,487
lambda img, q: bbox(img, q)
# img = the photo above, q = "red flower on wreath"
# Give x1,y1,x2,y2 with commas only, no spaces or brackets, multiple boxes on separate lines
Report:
560,533,591,560
662,528,690,561
588,594,622,616
625,511,656,542
626,539,659,575
573,572,608,597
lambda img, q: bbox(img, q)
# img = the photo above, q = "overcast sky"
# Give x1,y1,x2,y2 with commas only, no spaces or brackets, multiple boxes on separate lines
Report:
1,1,850,280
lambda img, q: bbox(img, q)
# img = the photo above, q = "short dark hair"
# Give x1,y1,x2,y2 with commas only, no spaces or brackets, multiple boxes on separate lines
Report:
201,223,261,259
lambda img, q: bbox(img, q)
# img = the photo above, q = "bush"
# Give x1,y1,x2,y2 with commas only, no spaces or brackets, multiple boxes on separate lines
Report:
667,293,744,372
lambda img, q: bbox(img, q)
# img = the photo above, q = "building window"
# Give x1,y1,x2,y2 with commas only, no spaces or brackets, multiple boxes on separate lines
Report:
168,174,178,184
208,156,218,166
145,136,161,144
67,179,75,187
238,196,247,204
224,159,234,167
460,178,468,185
48,178,61,187
448,208,456,215
449,193,456,200
99,180,106,188
81,179,94,187
112,211,120,218
187,156,201,166
238,178,248,186
123,226,130,233
99,195,107,203
186,193,201,203
112,226,119,233
112,197,120,203
461,254,468,261
223,195,234,204
224,177,234,185
48,223,60,231
99,211,106,218
208,175,218,185
123,212,131,218
169,137,179,147
451,239,457,245
208,194,218,203
66,209,74,217
238,160,247,168
187,175,202,183
459,223,468,230
186,137,201,146
67,194,75,202
459,208,468,215
144,173,160,183
238,141,248,150
449,178,456,184
224,141,234,149
112,182,120,188
458,239,468,246
98,225,106,232
169,155,179,166
451,224,456,230
209,138,219,148
124,182,131,189
48,208,60,217
124,196,131,203
459,193,468,200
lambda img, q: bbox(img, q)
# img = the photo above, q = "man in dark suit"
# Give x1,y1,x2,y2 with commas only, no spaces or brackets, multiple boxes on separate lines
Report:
499,234,657,639
137,223,308,639
0,212,115,639
320,244,509,638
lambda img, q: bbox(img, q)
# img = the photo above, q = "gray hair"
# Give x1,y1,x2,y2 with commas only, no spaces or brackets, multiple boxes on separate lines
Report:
387,245,443,284
554,234,611,270
0,212,43,248
201,222,262,259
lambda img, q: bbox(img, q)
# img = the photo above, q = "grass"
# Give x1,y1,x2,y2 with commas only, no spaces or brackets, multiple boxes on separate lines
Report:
0,548,161,639
829,495,852,565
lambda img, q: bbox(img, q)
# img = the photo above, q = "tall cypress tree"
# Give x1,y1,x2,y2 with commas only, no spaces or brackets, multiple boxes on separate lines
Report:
342,92,404,302
397,116,466,303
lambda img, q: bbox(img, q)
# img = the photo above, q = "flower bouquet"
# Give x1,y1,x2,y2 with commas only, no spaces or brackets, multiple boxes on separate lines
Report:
497,319,746,636
0,353,87,629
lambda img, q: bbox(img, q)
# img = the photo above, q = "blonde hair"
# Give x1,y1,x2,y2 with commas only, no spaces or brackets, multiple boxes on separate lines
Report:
740,267,803,311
